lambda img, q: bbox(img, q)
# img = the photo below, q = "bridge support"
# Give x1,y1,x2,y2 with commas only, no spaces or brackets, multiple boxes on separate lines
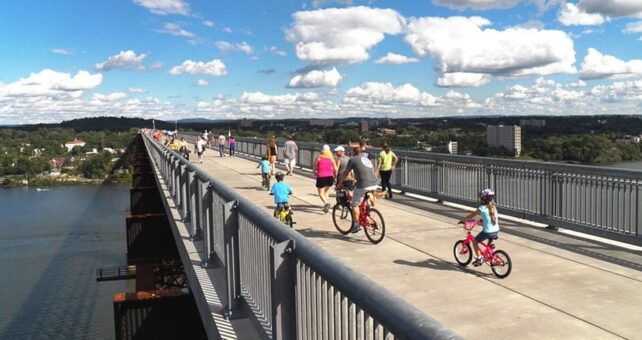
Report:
107,134,206,340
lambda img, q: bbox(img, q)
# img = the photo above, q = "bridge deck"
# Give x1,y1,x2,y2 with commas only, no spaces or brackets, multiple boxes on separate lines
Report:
193,150,642,339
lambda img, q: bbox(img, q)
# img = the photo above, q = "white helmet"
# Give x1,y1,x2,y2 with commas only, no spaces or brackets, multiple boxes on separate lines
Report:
480,188,495,198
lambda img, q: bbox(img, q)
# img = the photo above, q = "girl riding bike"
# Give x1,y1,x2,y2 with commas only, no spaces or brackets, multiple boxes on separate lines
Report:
460,188,499,267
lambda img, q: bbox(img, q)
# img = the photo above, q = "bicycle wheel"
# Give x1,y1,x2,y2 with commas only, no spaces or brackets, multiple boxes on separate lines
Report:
332,204,352,234
453,240,472,266
285,214,294,228
363,208,385,244
490,250,512,278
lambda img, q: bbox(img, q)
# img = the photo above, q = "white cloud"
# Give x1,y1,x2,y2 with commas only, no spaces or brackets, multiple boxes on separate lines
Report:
624,21,642,34
133,0,190,15
203,20,215,27
578,0,642,18
51,48,75,56
195,79,210,87
344,82,439,107
92,92,127,102
215,41,253,54
286,6,404,64
95,50,147,71
375,53,420,65
432,0,520,10
485,77,642,116
558,3,605,26
0,69,102,98
268,46,287,57
156,22,195,37
128,87,147,93
169,59,227,76
149,62,163,70
288,67,342,88
405,16,576,86
579,48,642,80
436,72,491,87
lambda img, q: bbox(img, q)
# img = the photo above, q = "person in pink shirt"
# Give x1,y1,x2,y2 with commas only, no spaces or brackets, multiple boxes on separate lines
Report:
314,144,337,213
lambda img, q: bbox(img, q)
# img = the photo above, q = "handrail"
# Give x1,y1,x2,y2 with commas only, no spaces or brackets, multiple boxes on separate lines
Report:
142,132,461,340
178,131,642,246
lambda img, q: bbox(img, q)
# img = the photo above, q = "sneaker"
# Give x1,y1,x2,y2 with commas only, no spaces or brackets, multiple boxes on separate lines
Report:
473,257,483,267
349,223,361,233
322,203,330,213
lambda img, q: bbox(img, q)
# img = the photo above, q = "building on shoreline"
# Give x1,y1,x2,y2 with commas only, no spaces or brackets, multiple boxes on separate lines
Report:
64,139,86,152
486,125,522,156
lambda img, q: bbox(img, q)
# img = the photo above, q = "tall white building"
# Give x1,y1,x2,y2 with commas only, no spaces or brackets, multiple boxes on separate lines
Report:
486,125,522,156
447,141,458,155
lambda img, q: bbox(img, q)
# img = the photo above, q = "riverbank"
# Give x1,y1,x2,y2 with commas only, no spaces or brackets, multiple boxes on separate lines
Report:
0,173,131,188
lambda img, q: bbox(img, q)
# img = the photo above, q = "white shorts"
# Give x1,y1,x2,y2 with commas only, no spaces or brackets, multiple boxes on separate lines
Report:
350,185,379,207
284,158,296,168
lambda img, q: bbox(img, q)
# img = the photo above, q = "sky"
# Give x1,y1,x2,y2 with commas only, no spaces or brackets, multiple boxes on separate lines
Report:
2,0,642,124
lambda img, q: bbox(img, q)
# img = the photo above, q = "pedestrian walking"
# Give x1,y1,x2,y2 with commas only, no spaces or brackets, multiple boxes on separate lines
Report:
229,135,236,157
195,136,207,163
315,144,337,213
283,135,298,175
376,143,398,199
267,137,278,175
218,133,226,157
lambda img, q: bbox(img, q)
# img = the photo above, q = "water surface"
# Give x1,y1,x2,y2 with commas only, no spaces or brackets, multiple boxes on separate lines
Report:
0,185,132,339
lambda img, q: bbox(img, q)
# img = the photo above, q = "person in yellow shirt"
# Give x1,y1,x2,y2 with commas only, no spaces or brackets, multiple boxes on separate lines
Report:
168,138,180,152
376,143,398,199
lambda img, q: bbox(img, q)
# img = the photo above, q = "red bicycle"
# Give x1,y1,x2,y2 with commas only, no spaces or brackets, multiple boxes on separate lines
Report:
453,220,512,278
332,189,386,244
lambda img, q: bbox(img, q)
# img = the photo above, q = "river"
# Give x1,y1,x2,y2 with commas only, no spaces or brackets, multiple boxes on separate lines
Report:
0,184,132,339
608,160,642,171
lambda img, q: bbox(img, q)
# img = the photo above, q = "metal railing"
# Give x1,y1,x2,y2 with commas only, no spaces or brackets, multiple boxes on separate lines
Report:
181,133,641,246
142,132,460,340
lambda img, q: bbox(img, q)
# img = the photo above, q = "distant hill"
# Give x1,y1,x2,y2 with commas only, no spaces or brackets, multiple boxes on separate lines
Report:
178,118,218,124
1,116,174,132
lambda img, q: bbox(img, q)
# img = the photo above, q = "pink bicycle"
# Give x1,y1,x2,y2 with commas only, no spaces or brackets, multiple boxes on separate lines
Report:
453,220,512,278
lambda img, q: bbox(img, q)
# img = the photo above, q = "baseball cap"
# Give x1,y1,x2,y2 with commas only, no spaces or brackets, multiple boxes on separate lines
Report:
334,145,345,152
322,144,330,151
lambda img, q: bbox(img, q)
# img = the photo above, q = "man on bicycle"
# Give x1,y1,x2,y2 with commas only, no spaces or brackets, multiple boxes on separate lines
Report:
461,188,500,266
337,142,379,233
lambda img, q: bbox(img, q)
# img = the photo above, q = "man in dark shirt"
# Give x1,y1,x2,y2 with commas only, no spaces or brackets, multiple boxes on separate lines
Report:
338,143,379,233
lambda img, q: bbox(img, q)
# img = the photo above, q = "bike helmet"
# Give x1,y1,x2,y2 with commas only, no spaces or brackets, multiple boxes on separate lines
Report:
275,172,285,181
480,188,495,202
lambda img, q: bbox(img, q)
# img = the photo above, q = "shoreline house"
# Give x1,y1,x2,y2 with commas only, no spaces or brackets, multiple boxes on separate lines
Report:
65,139,86,152
50,156,65,170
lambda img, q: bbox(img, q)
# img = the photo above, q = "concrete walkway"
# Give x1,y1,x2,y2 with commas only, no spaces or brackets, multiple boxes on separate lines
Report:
192,149,642,340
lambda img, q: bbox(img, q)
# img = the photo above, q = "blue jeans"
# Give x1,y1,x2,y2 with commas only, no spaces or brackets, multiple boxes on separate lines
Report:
219,144,225,157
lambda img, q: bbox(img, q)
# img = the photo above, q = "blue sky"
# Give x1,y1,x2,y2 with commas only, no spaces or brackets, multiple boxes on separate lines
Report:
2,0,642,124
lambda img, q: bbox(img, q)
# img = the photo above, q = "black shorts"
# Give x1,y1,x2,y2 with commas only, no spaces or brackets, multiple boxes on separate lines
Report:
316,176,334,188
262,173,269,180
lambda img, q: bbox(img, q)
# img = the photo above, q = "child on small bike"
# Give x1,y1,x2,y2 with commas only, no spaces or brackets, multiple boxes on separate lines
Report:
270,172,292,218
461,188,500,266
257,155,271,189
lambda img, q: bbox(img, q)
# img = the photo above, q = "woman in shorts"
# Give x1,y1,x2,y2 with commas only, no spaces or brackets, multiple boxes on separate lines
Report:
314,144,337,213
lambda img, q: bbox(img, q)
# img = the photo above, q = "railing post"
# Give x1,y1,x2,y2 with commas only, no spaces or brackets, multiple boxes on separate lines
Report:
223,200,245,319
201,182,216,268
173,160,181,204
270,239,297,340
192,174,203,241
180,164,189,220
